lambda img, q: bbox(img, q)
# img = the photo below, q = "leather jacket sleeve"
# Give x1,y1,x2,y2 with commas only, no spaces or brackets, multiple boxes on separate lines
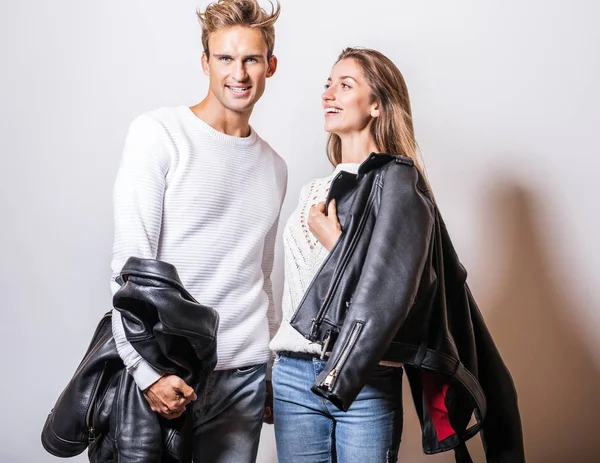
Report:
311,162,435,411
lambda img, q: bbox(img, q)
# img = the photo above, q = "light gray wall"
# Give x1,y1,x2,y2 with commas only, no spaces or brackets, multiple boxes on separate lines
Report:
1,1,599,462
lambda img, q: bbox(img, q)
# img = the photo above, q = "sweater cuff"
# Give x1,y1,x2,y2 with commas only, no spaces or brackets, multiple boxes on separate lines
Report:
128,359,163,391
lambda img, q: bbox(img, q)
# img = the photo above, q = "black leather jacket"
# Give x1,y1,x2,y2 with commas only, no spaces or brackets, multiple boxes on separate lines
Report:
42,257,219,462
291,154,525,463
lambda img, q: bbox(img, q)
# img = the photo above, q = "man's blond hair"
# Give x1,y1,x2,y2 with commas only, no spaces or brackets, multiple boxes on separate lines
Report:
197,0,280,59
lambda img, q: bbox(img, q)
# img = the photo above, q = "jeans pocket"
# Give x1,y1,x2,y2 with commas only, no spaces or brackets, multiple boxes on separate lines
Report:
235,363,264,375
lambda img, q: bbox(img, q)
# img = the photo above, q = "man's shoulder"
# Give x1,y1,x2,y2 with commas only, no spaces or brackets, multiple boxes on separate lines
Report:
132,106,186,131
253,131,287,172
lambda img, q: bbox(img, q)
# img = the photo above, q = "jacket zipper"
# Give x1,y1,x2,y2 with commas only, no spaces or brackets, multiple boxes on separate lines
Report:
288,218,345,326
288,170,353,327
85,361,108,443
321,321,364,390
309,171,382,339
319,329,333,360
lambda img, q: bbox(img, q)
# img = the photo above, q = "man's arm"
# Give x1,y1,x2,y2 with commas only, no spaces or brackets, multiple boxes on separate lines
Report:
263,162,287,347
261,218,280,425
262,161,287,424
263,215,282,345
111,114,195,418
110,114,169,388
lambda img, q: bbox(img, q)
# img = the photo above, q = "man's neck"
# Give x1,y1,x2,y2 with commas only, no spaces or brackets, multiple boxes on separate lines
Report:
190,95,253,138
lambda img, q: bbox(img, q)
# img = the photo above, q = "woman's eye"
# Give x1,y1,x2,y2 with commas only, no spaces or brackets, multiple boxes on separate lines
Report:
341,83,351,89
324,84,330,89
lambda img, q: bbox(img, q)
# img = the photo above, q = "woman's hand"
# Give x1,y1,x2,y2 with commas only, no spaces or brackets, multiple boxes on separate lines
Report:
308,199,342,251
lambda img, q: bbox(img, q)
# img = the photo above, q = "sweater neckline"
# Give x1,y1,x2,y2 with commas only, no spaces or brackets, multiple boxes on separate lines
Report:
180,106,258,146
332,162,361,176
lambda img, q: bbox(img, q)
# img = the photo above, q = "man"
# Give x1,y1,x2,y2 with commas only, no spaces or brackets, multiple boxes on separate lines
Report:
110,1,285,461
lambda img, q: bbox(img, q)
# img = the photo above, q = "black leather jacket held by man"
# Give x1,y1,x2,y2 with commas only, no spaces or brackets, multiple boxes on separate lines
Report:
41,257,219,463
291,154,525,463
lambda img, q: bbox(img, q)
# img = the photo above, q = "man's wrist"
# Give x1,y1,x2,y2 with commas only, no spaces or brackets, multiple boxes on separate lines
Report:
129,360,164,391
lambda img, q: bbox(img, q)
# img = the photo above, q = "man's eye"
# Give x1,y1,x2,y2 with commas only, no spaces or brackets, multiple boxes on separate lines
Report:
219,57,232,62
246,58,257,63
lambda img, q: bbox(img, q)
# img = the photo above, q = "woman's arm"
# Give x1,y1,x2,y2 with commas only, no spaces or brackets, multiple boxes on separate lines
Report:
312,162,435,411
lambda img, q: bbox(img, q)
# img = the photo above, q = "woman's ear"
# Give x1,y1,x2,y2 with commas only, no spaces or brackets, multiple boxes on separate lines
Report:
370,104,380,118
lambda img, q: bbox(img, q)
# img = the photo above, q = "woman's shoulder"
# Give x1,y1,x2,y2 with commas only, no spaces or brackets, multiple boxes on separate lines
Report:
382,156,435,205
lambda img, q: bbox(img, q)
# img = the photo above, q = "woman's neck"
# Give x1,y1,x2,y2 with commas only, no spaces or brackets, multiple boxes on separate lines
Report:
339,131,379,164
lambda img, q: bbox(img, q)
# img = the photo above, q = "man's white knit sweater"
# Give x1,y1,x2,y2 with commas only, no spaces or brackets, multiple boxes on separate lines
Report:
110,106,287,390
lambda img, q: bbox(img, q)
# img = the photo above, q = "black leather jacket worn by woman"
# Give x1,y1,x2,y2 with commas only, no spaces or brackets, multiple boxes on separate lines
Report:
290,154,525,463
41,257,219,463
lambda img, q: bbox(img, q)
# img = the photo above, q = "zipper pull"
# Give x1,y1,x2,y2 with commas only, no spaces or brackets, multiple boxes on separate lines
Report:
88,427,96,444
321,368,338,390
309,318,319,340
320,330,332,360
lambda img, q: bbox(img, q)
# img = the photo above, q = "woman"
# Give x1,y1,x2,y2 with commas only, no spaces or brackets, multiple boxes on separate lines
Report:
268,47,415,462
270,48,524,463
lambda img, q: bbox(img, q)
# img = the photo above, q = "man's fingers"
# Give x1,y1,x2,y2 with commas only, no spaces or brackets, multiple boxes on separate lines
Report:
166,407,186,420
162,403,186,415
172,383,197,406
144,375,194,419
179,383,196,400
172,394,193,408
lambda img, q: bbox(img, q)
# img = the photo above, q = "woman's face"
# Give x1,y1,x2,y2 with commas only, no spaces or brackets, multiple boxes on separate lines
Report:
322,58,378,135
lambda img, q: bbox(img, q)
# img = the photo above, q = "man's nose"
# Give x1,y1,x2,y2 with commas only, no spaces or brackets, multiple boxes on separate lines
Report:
233,62,249,81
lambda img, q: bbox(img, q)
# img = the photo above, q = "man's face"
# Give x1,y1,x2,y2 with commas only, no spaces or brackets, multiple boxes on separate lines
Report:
202,26,277,115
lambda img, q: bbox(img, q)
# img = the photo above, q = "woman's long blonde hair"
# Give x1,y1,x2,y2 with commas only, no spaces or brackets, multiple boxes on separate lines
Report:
327,47,426,177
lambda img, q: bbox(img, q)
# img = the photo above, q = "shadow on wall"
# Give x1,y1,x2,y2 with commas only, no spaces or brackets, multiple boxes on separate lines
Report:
397,177,600,463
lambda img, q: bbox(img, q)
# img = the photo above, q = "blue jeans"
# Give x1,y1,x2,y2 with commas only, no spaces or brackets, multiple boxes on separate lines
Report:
192,363,266,463
272,353,403,463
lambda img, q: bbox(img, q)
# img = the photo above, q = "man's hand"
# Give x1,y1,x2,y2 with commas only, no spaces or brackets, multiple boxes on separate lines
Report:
144,374,197,420
263,380,274,424
308,199,342,251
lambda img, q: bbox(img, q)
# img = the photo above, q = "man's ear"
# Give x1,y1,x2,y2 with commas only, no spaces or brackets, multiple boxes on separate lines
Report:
201,52,210,77
266,55,278,78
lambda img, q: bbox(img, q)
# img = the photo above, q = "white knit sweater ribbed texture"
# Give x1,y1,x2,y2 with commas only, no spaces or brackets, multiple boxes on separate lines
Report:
269,163,360,354
110,106,287,389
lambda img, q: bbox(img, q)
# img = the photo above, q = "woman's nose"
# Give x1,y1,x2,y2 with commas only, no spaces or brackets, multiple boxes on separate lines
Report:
322,87,334,102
